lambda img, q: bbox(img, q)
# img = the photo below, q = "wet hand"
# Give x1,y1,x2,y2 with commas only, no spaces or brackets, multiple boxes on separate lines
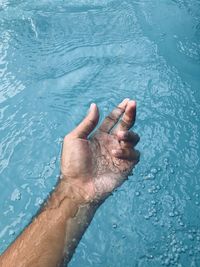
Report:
61,99,140,203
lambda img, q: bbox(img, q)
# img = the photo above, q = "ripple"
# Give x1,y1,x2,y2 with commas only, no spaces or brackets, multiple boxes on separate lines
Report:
0,0,200,266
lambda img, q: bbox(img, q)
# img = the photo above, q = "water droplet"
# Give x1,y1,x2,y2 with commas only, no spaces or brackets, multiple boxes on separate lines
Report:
35,197,43,206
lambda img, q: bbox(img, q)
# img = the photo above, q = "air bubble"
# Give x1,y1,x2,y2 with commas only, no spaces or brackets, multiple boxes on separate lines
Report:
164,258,170,266
189,250,193,256
135,191,140,196
112,223,117,229
151,168,158,174
188,234,194,240
9,229,15,236
147,254,154,259
145,173,155,180
154,217,159,222
179,221,184,226
50,157,57,164
11,189,21,201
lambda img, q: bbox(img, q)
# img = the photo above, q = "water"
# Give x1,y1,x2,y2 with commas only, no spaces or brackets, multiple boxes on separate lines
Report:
0,0,200,266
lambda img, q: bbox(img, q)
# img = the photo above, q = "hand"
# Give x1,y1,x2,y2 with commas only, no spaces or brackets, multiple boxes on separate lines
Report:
61,99,140,203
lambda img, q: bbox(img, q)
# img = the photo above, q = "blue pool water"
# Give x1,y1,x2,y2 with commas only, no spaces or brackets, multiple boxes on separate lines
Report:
0,0,200,266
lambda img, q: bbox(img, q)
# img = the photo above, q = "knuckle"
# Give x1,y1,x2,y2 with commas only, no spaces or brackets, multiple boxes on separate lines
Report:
106,114,118,123
113,107,123,117
63,135,71,142
116,106,125,113
120,120,129,129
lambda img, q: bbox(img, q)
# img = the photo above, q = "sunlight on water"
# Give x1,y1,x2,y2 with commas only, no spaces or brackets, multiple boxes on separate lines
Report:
0,0,200,266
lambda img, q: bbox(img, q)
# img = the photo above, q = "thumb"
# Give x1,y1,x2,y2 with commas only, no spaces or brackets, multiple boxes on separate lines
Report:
71,103,99,139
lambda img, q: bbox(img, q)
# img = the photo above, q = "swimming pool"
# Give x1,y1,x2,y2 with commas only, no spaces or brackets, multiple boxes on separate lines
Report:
0,0,200,266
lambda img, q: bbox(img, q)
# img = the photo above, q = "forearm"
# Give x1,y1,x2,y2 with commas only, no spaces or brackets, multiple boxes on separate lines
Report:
0,179,98,267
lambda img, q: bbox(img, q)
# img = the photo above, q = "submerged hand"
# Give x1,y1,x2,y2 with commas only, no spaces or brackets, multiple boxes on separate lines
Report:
61,99,140,203
0,99,140,267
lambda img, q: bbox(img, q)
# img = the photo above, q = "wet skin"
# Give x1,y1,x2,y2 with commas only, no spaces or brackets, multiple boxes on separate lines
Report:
0,99,140,267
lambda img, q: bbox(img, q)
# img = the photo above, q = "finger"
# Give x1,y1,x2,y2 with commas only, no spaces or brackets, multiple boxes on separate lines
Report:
70,103,99,139
112,100,136,133
98,98,129,133
112,148,140,161
117,131,140,146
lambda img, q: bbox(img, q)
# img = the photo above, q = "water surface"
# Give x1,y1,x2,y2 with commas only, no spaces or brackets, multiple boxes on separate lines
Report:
0,0,200,266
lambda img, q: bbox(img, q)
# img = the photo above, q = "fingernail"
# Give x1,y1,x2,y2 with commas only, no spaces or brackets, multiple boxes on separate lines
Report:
129,100,136,107
89,103,96,112
121,98,130,104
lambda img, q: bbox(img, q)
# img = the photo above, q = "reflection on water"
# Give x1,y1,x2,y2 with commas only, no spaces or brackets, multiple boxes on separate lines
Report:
0,0,200,266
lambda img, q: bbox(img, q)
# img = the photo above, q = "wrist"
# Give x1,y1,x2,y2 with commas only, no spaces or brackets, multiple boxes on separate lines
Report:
58,178,91,205
45,176,98,214
60,173,97,202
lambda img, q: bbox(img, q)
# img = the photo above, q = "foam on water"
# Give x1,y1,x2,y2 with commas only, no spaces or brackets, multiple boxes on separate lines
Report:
0,0,200,266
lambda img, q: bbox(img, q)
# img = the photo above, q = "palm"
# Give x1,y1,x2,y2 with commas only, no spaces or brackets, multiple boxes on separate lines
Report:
89,131,135,200
61,99,140,202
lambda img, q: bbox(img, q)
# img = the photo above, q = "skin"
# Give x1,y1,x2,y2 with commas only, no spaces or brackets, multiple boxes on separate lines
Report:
0,99,140,267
